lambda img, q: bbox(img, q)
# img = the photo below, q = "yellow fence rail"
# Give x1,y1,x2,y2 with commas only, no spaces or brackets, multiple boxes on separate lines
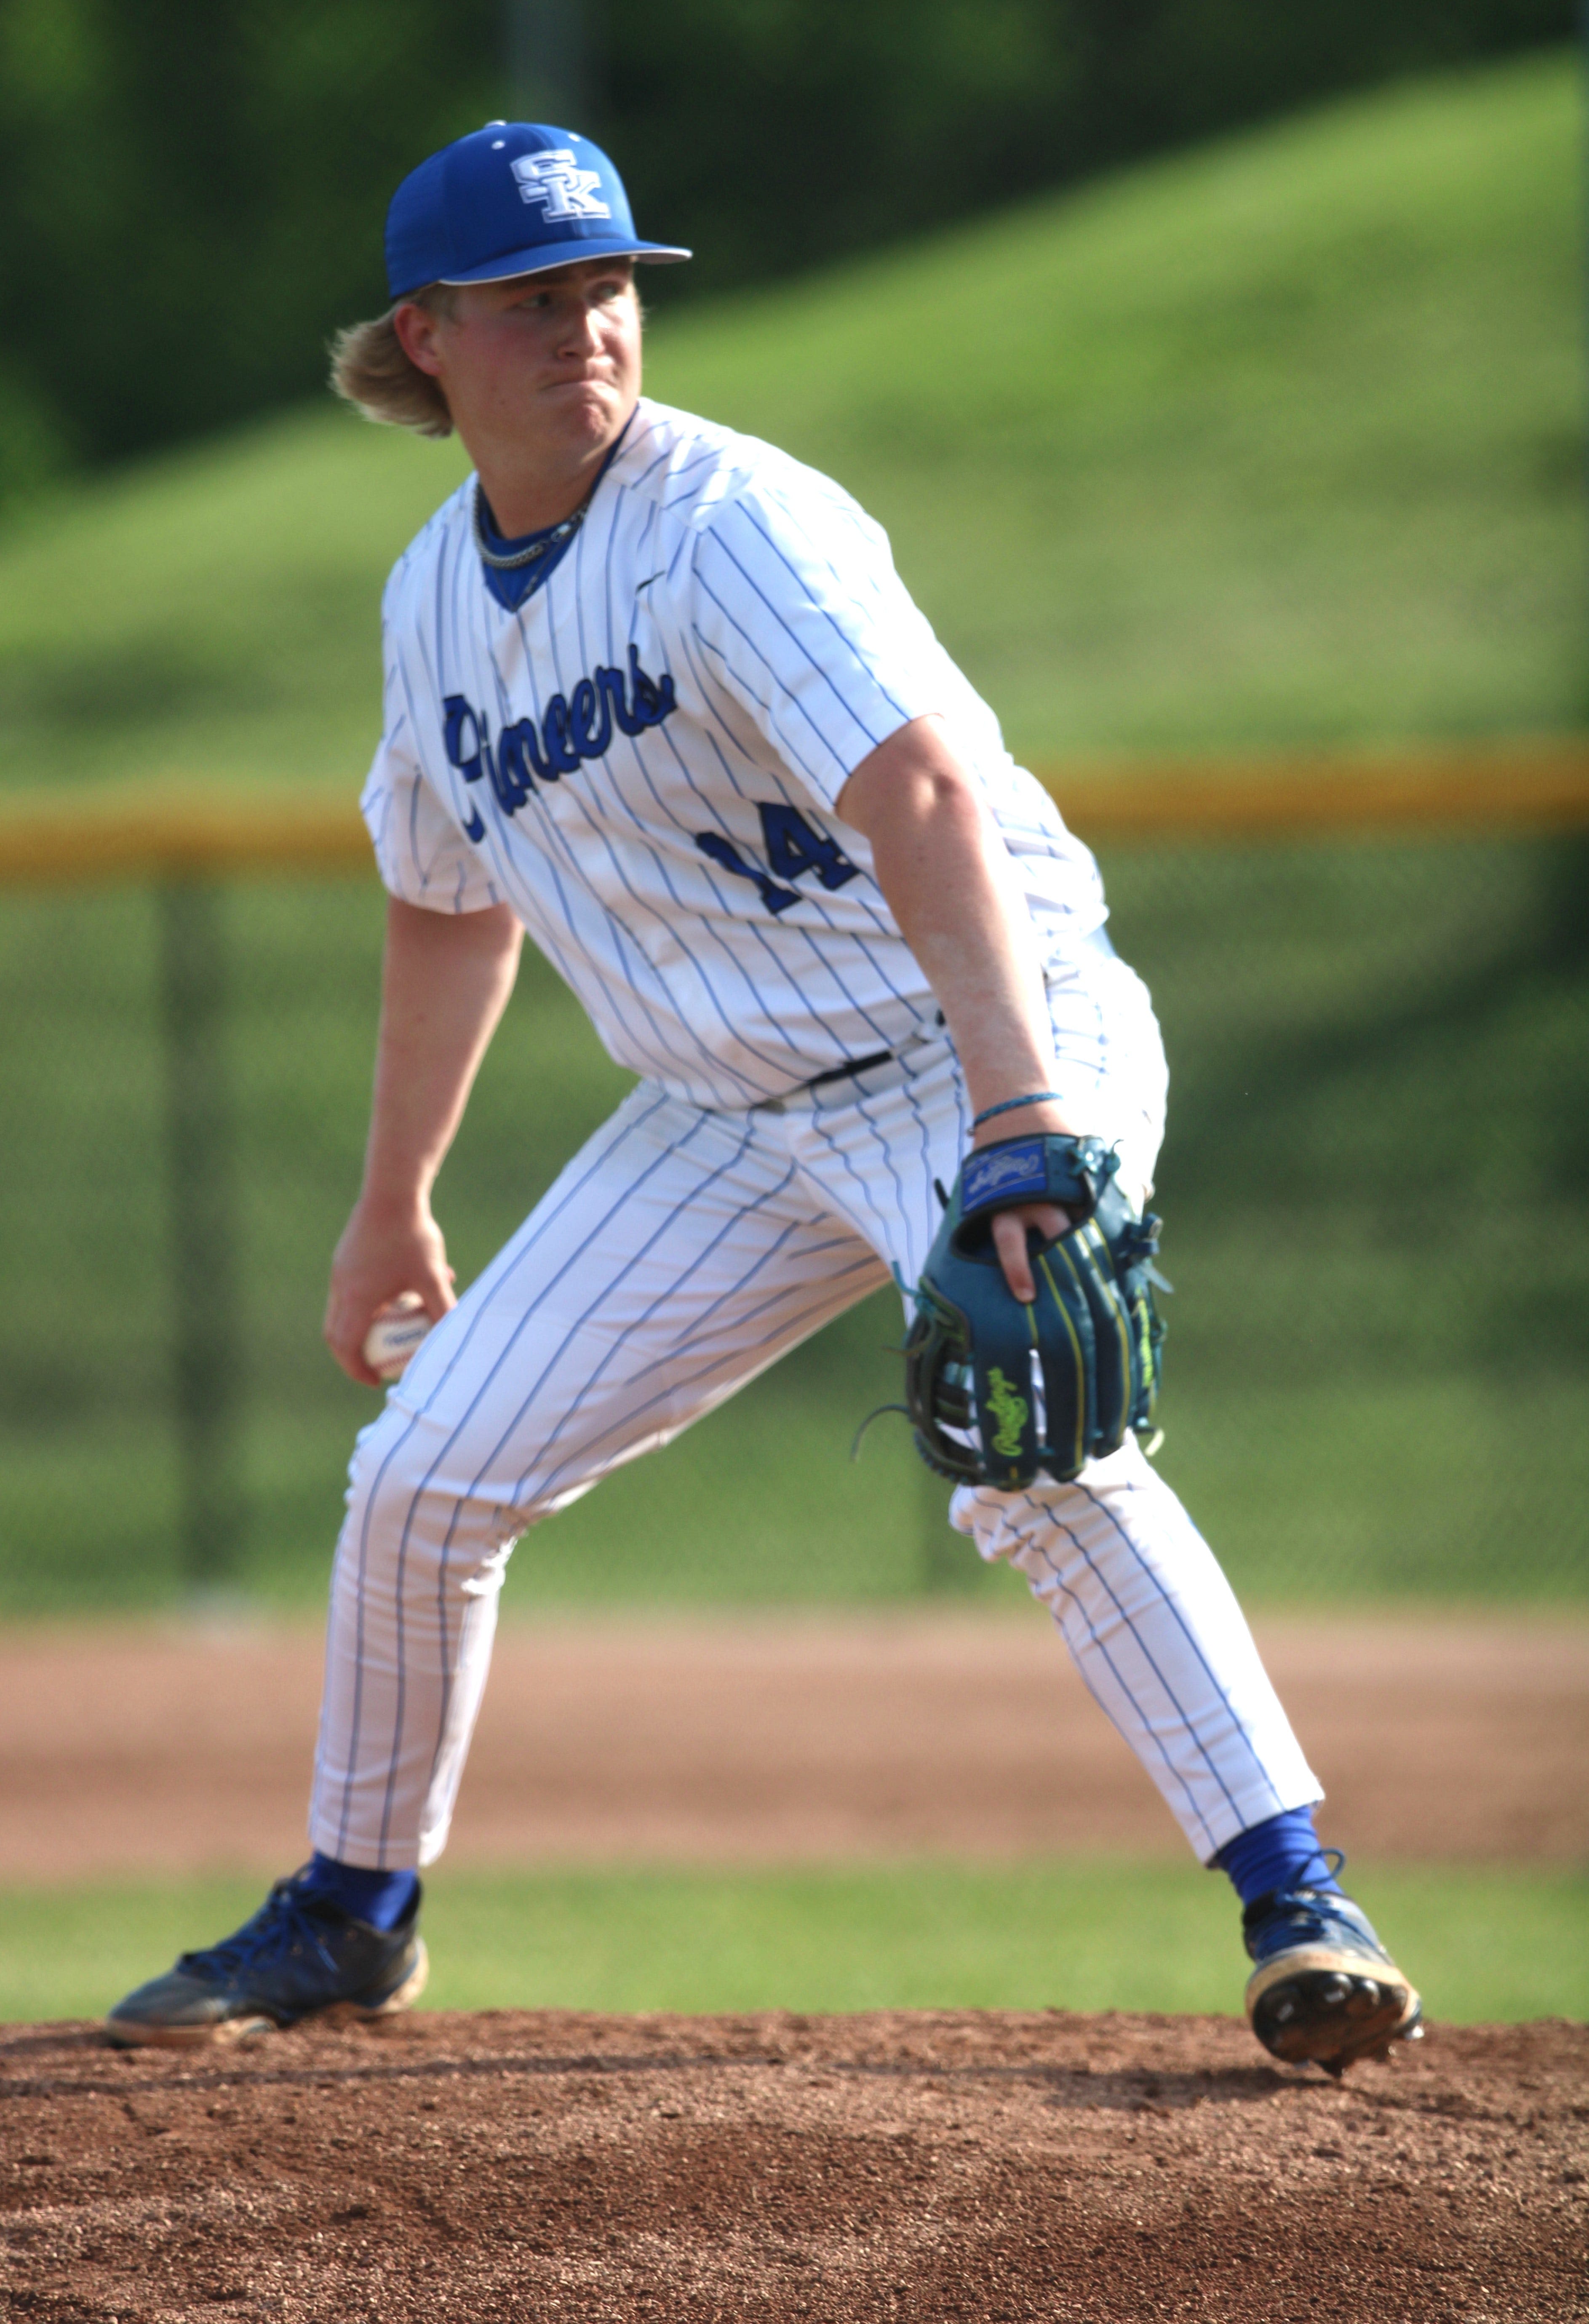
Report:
1,738,1586,885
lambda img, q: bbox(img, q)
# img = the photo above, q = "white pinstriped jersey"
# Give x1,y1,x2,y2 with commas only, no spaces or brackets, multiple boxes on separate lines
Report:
362,396,1108,1110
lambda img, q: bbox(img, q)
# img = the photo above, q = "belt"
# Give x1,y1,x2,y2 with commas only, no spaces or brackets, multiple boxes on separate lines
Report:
750,936,1116,1117
803,1046,897,1092
755,1018,945,1114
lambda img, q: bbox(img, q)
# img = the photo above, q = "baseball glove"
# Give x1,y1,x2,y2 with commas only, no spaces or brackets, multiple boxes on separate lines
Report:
902,1134,1167,1491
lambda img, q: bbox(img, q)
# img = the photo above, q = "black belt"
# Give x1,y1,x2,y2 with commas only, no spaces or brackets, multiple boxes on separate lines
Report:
802,1046,897,1093
798,1009,947,1097
756,1015,946,1111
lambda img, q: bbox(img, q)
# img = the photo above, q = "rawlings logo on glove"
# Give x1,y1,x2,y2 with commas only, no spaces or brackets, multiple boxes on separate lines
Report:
960,1145,1049,1205
898,1134,1168,1490
981,1368,1030,1459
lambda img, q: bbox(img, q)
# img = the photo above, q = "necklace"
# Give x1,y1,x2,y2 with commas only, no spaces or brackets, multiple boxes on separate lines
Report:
471,481,591,571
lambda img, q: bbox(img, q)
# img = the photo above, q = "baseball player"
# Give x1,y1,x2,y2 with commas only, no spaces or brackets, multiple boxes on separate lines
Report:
107,122,1418,2073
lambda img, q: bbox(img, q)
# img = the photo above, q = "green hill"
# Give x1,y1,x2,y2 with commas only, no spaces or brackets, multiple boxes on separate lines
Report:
0,50,1578,798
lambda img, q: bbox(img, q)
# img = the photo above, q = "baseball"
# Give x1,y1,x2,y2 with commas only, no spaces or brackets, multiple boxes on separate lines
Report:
362,1293,432,1381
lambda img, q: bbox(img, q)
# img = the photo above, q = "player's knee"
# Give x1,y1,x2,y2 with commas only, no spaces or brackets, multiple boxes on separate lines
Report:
340,1410,523,1573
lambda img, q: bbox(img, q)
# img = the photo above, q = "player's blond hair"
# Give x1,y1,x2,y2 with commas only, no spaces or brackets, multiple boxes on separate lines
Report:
329,285,457,438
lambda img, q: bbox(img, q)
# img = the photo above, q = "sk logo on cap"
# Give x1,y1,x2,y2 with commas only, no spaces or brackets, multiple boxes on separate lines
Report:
511,150,611,221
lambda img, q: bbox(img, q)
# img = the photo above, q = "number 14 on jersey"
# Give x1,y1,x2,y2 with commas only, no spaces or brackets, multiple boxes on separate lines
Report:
695,803,860,916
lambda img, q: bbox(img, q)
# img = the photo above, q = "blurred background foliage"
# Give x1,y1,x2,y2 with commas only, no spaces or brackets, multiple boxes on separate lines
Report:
0,0,1572,497
0,53,1578,780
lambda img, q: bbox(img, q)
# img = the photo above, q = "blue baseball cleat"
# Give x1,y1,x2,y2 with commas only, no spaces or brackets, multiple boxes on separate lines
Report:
104,1867,427,2049
1243,1884,1421,2076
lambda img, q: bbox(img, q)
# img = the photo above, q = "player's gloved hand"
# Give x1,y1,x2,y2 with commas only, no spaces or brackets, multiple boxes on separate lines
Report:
903,1133,1167,1490
988,1200,1071,1301
324,1194,457,1387
968,1095,1077,1302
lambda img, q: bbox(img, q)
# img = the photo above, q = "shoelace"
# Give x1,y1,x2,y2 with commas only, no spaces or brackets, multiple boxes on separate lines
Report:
1246,1851,1359,1954
179,1881,341,1981
1289,1844,1347,1898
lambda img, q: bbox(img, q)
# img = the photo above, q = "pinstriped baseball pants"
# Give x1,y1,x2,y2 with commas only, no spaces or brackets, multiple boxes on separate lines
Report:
310,946,1322,1871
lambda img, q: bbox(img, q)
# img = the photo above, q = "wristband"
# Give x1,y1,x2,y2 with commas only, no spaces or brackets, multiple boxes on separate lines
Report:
956,1132,1115,1230
971,1090,1063,1130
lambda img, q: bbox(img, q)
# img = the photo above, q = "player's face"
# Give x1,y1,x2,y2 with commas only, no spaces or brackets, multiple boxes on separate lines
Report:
408,259,641,473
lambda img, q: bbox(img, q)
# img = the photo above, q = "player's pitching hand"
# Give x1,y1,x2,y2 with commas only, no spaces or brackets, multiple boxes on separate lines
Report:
324,1197,457,1386
989,1202,1072,1304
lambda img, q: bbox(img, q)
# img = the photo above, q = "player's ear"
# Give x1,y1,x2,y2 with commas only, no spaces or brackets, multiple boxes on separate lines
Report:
393,300,446,378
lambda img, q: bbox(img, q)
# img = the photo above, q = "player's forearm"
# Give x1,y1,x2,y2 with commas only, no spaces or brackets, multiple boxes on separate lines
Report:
838,718,1074,1142
358,898,524,1215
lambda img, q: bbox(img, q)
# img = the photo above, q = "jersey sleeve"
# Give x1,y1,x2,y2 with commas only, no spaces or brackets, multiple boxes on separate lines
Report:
684,469,945,811
359,625,505,916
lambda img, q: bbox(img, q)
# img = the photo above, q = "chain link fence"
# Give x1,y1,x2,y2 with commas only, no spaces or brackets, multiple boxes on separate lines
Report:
1,765,1584,1615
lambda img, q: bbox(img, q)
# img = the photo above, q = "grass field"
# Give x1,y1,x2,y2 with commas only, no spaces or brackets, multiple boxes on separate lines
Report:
2,1862,1583,2029
0,52,1577,793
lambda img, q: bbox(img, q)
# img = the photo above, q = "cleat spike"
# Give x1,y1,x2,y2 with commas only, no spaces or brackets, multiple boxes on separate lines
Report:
1243,1884,1420,2076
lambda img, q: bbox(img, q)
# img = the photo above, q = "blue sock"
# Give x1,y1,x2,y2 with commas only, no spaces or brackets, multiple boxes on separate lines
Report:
302,1852,419,1931
1214,1806,1343,1909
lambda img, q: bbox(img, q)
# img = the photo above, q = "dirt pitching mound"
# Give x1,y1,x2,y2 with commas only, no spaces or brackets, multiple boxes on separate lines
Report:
3,2011,1584,2322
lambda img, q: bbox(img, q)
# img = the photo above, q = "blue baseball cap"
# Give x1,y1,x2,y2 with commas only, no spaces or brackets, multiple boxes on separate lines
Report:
385,122,691,301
